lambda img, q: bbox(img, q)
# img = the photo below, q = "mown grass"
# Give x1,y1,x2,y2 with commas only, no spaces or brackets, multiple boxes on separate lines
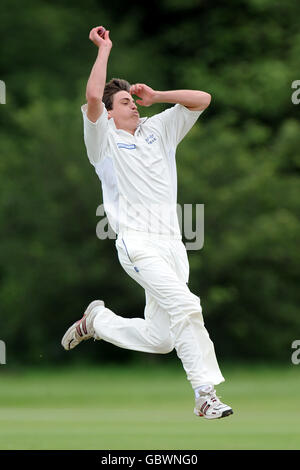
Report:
0,362,299,450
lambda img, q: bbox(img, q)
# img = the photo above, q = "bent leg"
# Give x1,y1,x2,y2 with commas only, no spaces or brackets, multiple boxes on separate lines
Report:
110,235,225,388
93,293,174,354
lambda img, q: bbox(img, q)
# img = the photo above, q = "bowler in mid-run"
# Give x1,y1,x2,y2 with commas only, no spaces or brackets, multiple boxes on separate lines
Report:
62,26,233,420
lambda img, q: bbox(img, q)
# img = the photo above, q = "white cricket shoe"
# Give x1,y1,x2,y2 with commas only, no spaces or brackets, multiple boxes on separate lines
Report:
194,385,233,420
61,300,105,351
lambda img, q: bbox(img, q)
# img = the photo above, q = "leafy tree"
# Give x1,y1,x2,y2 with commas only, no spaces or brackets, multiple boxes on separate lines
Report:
0,0,299,364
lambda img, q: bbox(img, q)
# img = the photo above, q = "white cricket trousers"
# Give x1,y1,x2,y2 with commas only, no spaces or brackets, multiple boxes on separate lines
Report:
93,230,225,389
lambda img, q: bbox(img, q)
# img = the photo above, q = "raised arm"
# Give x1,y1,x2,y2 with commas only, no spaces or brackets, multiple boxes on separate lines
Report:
130,84,211,111
86,27,112,122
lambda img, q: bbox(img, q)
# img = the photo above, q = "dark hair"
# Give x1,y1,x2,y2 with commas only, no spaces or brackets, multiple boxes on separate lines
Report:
103,78,131,111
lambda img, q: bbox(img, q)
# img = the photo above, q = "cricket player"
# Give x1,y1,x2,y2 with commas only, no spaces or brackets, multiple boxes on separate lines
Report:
62,26,233,419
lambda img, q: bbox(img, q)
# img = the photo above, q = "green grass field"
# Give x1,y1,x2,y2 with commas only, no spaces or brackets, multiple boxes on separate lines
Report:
0,362,299,450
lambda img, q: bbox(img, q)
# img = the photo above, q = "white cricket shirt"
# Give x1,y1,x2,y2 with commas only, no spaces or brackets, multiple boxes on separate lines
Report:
81,103,203,238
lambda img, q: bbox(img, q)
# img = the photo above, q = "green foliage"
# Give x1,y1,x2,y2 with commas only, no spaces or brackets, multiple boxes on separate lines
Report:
0,0,299,364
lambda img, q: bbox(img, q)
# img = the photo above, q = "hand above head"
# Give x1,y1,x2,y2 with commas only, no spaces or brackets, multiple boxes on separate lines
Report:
130,83,157,107
89,26,112,51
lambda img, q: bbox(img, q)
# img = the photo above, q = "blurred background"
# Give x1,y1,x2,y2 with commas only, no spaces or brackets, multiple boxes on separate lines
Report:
0,0,300,450
1,0,299,367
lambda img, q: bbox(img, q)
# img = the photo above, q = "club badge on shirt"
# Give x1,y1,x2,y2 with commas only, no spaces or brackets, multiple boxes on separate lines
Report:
145,133,157,144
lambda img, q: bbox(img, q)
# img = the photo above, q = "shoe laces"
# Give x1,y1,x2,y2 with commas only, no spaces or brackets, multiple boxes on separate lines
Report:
196,387,223,407
208,389,221,404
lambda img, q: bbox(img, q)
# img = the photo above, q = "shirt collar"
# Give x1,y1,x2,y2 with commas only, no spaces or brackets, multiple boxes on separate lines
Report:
109,117,148,135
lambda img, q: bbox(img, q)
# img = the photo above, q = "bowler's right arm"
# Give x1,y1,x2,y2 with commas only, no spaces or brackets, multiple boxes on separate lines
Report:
86,26,112,122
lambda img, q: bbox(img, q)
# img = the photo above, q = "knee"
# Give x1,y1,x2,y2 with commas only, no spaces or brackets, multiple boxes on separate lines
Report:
176,294,203,320
157,337,174,354
174,310,205,332
187,310,205,328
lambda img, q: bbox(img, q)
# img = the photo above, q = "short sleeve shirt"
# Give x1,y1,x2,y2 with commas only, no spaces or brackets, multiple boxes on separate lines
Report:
81,103,203,237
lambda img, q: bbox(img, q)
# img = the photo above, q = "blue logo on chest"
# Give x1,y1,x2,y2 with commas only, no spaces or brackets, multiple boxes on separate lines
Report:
117,143,136,150
145,133,157,144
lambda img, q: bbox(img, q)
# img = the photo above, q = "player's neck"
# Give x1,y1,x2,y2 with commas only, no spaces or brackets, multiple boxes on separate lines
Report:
116,124,137,136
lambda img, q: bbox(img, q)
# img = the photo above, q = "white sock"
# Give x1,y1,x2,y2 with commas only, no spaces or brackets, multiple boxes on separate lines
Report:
194,383,214,399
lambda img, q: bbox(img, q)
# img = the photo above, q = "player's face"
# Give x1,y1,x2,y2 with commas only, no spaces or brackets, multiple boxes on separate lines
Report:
108,90,140,134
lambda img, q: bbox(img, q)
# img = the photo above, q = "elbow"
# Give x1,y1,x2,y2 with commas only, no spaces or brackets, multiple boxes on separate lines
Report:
86,93,102,104
203,92,212,108
190,92,211,111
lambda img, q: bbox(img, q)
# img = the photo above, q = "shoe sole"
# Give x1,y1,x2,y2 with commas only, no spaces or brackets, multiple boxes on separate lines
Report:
221,409,234,418
61,300,104,350
194,408,234,420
